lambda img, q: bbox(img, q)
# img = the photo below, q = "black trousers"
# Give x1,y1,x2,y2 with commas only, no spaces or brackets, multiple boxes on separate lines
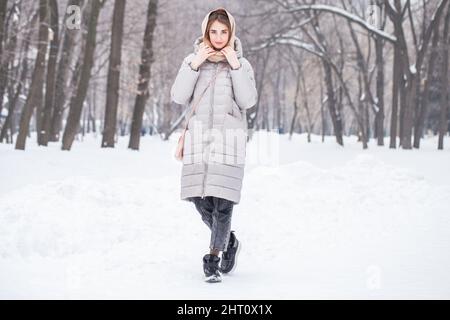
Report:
189,196,234,251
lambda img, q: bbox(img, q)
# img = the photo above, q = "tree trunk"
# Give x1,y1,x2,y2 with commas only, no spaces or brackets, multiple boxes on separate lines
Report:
15,0,49,150
0,0,22,143
323,62,343,146
0,0,7,111
274,68,281,131
101,0,126,148
62,0,103,150
87,96,91,133
398,57,407,147
438,4,450,149
38,0,59,146
50,0,85,142
0,35,29,143
300,69,312,142
389,42,401,148
401,72,418,149
375,35,385,146
357,73,363,142
0,0,6,62
414,27,440,148
128,0,158,150
91,81,97,133
288,66,301,139
320,69,325,142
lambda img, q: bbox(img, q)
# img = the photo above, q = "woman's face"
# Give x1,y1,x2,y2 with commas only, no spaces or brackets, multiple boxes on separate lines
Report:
208,20,230,50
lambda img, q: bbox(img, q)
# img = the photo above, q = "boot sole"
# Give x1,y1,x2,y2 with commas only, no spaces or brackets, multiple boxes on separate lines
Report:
205,274,222,283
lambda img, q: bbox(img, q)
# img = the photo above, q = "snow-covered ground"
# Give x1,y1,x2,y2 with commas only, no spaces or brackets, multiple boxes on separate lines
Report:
1,132,449,299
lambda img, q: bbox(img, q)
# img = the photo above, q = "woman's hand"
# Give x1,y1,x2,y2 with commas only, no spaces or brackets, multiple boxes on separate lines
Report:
221,46,241,70
190,43,217,70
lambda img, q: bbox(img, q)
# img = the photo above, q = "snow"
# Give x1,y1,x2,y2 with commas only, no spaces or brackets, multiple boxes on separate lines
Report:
372,103,380,113
0,132,449,299
1,96,8,110
13,12,19,23
48,28,54,42
410,64,417,75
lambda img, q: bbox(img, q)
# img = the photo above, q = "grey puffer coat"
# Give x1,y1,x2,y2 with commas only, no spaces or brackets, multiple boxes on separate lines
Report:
170,36,258,204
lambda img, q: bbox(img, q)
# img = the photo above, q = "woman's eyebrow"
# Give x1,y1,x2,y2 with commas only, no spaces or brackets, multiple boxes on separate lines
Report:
210,29,228,32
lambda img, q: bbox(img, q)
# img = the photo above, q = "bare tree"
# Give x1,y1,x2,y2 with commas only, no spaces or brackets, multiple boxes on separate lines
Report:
438,3,450,149
306,15,346,146
0,0,25,143
386,0,448,149
0,0,11,118
128,0,158,150
0,0,6,60
15,0,49,150
62,0,104,150
101,0,126,148
50,0,85,142
38,0,59,146
374,1,387,146
415,22,441,148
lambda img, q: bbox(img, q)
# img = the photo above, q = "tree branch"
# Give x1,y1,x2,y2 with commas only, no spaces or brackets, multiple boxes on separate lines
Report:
282,4,397,43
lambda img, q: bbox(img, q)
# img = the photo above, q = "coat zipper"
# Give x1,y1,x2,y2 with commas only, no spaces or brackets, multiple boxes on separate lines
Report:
202,63,219,199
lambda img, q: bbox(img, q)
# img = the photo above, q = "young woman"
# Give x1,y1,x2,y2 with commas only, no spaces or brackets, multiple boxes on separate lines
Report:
170,7,258,283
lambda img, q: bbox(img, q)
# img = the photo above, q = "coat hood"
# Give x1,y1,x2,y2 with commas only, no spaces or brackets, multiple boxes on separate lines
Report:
201,7,236,49
193,7,243,62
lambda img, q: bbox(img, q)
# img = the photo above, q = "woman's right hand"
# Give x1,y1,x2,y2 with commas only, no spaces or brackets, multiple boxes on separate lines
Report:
190,43,217,70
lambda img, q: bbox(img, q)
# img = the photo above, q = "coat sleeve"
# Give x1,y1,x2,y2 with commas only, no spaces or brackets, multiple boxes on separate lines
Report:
170,53,200,105
229,57,258,109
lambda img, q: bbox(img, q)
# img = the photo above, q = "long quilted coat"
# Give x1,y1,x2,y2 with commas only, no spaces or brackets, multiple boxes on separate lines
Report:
170,35,258,204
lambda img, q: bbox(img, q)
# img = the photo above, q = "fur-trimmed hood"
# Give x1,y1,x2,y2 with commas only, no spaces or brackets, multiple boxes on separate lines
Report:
195,7,242,62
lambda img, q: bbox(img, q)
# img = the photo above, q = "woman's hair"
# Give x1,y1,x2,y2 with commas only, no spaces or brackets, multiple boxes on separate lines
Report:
205,9,232,44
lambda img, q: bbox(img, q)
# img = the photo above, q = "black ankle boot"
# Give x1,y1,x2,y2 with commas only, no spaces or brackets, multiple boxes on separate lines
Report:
220,231,241,274
203,254,222,283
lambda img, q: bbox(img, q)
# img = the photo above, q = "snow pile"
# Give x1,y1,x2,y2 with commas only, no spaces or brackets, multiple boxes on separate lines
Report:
0,132,449,299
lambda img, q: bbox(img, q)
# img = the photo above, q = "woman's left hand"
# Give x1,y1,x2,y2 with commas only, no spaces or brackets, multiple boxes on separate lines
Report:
221,46,241,70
